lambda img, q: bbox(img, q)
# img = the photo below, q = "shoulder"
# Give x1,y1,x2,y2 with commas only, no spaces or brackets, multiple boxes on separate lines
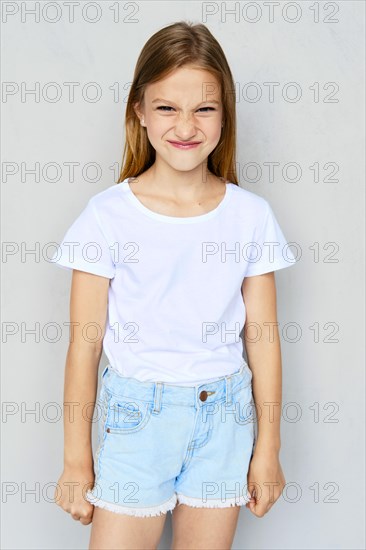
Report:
227,183,271,218
75,182,128,238
229,183,269,208
83,181,130,226
87,182,124,211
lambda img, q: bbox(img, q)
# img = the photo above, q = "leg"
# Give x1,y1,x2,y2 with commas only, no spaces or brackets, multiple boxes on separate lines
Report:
171,503,241,549
89,506,168,550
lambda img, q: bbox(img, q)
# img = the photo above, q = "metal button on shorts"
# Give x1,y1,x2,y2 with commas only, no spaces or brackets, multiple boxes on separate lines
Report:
199,390,208,401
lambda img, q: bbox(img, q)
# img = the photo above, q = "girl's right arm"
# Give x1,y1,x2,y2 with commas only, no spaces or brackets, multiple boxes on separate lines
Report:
55,269,110,524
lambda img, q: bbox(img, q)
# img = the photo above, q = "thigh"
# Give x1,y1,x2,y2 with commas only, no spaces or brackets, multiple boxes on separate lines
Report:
171,503,241,549
89,506,167,550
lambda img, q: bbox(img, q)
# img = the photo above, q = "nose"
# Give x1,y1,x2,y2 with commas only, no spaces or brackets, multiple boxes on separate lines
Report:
174,115,197,140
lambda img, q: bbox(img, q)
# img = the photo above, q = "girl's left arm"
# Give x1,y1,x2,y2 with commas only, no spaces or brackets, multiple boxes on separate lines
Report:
241,271,286,517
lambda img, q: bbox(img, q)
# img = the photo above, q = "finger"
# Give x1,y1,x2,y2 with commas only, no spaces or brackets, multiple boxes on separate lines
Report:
248,499,264,518
78,508,93,524
248,501,256,514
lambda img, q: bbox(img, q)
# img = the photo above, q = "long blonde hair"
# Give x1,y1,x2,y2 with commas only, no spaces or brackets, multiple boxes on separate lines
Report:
117,20,239,186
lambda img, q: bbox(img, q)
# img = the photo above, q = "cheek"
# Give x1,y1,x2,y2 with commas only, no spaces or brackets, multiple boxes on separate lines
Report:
202,119,222,138
207,126,223,146
147,119,170,141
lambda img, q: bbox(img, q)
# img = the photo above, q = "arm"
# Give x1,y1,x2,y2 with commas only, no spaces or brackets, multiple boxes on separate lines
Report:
241,271,282,453
55,269,110,523
63,269,110,468
241,271,286,517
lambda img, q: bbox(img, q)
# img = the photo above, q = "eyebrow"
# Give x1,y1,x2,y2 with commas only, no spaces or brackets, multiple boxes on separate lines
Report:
151,98,220,106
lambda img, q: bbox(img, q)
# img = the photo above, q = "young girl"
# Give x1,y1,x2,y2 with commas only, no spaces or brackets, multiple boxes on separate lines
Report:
53,21,296,550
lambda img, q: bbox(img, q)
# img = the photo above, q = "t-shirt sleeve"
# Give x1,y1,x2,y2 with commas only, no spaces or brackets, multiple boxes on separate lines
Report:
245,201,297,277
51,198,116,279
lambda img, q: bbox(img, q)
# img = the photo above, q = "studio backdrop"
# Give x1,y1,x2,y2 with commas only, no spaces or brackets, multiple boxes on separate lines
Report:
1,1,364,549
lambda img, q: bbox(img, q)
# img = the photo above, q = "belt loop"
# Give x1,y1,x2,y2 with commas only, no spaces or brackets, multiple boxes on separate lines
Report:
226,374,232,405
153,382,163,414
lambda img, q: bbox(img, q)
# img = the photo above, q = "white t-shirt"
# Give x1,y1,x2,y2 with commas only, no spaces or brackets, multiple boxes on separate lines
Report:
52,178,297,385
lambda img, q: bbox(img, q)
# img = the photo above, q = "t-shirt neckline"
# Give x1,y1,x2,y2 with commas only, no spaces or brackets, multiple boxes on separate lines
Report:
120,177,232,224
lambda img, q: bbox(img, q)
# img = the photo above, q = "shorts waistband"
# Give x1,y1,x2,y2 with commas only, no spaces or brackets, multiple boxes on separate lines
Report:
100,362,253,409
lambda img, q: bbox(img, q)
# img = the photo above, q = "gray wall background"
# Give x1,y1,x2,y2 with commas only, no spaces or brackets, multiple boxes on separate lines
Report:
2,1,365,548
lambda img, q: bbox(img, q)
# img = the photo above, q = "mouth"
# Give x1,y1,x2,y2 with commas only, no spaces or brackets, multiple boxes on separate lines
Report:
167,140,202,150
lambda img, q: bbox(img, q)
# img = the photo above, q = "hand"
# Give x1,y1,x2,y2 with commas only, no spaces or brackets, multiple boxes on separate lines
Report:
245,448,285,517
54,466,95,525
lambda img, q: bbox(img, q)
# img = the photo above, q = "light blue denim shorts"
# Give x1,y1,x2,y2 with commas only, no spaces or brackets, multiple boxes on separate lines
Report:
85,361,256,517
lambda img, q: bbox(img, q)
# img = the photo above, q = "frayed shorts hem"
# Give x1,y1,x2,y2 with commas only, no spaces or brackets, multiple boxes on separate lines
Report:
85,489,251,517
85,491,177,517
176,491,252,508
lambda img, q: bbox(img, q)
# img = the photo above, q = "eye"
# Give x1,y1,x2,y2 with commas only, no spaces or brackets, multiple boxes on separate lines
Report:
156,106,217,112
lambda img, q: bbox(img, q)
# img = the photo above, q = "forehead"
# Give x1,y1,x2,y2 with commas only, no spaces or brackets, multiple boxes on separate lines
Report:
144,66,221,103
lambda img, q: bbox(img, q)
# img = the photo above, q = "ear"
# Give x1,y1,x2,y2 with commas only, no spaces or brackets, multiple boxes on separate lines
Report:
133,102,144,124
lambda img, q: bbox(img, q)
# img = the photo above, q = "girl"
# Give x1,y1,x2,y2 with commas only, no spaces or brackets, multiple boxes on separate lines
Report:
53,21,296,550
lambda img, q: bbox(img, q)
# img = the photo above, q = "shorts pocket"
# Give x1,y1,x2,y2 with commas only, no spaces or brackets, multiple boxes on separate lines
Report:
231,384,255,426
104,391,152,435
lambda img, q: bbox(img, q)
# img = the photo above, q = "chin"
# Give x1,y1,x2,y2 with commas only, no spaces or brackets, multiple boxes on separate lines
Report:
156,155,202,171
167,166,200,174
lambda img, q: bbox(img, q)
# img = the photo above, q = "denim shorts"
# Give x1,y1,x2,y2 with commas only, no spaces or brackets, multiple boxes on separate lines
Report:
85,361,256,517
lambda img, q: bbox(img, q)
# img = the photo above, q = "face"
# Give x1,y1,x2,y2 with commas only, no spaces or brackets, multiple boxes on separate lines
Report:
134,65,223,174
